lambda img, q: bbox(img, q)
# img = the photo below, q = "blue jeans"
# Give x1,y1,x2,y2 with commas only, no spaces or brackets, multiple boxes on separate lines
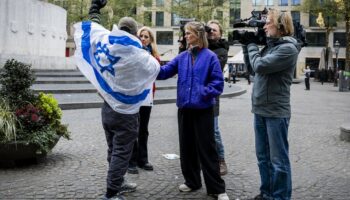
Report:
214,116,225,160
254,114,292,200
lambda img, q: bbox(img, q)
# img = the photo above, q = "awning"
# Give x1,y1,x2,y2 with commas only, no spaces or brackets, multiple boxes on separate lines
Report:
227,50,244,64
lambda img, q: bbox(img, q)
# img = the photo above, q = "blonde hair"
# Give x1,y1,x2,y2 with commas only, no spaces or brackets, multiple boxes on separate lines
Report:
207,19,223,36
184,21,208,48
268,9,294,36
137,26,160,58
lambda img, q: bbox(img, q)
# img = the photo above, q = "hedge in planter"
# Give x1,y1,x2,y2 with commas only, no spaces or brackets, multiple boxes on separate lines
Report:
0,59,70,160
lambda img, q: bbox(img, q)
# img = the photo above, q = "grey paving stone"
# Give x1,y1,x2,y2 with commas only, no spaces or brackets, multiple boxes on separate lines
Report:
0,80,349,199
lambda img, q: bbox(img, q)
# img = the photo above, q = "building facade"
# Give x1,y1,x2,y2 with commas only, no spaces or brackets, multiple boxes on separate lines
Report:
138,0,346,78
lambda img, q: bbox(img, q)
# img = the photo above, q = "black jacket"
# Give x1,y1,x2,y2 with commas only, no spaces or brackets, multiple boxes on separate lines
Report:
208,39,229,116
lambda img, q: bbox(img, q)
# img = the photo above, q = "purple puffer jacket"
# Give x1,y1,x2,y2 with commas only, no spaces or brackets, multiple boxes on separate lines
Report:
157,48,223,109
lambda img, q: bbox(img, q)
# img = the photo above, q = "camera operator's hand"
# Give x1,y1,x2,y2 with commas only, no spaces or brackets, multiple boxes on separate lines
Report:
89,0,107,15
239,32,256,45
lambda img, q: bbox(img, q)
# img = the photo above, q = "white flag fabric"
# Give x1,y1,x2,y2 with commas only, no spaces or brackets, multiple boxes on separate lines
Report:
74,21,160,114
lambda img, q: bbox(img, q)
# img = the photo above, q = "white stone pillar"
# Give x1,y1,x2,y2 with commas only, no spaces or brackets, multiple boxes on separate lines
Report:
0,0,75,70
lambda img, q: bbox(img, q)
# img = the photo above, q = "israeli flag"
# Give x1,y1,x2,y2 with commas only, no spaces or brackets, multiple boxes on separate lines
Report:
74,21,160,114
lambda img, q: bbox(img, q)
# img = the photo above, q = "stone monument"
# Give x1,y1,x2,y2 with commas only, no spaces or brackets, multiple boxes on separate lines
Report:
0,0,75,69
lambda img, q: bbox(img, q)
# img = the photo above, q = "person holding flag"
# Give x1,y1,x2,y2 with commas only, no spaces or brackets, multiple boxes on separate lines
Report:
73,0,160,199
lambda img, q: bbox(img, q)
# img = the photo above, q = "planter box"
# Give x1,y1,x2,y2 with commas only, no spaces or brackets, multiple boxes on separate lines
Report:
0,135,60,160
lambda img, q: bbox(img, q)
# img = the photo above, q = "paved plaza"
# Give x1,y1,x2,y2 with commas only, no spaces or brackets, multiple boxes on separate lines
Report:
0,79,349,200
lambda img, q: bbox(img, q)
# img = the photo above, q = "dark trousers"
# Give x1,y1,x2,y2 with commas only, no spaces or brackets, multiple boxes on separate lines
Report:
130,106,152,167
178,107,225,194
305,77,310,90
101,102,139,192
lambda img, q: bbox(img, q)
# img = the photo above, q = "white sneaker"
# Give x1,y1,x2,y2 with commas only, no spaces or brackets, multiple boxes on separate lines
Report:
178,184,192,192
218,193,229,200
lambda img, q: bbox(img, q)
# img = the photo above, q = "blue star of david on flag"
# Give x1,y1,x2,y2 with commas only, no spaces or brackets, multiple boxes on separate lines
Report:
93,42,121,76
74,21,160,114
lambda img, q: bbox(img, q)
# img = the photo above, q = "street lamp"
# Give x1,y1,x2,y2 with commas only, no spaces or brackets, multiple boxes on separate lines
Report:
334,40,340,86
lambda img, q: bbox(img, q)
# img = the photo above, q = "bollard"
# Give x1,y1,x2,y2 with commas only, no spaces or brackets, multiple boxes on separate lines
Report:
340,124,350,142
339,71,350,92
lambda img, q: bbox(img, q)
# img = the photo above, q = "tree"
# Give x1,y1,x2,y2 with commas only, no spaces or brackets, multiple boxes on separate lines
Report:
48,0,142,29
48,0,90,25
298,0,349,72
343,0,350,72
169,0,230,29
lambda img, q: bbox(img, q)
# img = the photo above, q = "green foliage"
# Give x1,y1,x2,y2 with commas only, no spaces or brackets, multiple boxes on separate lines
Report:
55,123,71,140
0,59,70,154
169,0,230,26
21,127,59,154
297,0,344,23
298,0,350,71
37,92,62,127
49,0,142,29
36,92,70,140
0,100,17,143
0,59,35,109
48,0,90,24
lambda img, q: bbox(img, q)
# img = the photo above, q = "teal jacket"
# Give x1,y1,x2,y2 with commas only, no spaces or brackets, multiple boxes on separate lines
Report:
244,36,301,118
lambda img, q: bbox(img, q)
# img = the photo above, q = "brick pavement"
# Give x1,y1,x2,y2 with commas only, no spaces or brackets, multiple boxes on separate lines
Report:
0,79,349,200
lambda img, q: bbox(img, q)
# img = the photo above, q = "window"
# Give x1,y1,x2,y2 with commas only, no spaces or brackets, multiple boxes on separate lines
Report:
230,0,241,25
291,11,300,23
144,11,152,26
230,8,241,25
309,13,318,27
291,0,300,5
306,32,326,47
214,0,224,6
144,0,152,7
334,32,346,47
156,12,164,26
279,0,288,6
172,0,189,6
171,13,181,26
156,31,173,45
325,16,337,27
252,0,263,6
310,12,337,27
215,11,223,21
156,0,164,7
265,0,273,6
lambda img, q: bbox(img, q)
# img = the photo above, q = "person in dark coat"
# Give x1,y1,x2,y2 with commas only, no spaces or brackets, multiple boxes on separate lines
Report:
303,66,311,90
319,68,326,85
207,20,230,176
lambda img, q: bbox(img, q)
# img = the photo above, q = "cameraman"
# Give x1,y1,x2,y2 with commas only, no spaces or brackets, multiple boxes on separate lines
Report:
240,9,301,200
207,20,229,176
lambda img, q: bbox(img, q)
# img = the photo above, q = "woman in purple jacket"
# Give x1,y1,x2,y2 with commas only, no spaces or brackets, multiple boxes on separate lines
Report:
157,21,228,200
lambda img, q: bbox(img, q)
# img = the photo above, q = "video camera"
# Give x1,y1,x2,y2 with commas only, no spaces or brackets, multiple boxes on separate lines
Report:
232,8,269,46
232,8,307,47
177,18,213,53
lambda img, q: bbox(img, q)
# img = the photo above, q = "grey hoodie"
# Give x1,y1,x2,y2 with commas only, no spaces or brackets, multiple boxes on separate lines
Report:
243,36,301,118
